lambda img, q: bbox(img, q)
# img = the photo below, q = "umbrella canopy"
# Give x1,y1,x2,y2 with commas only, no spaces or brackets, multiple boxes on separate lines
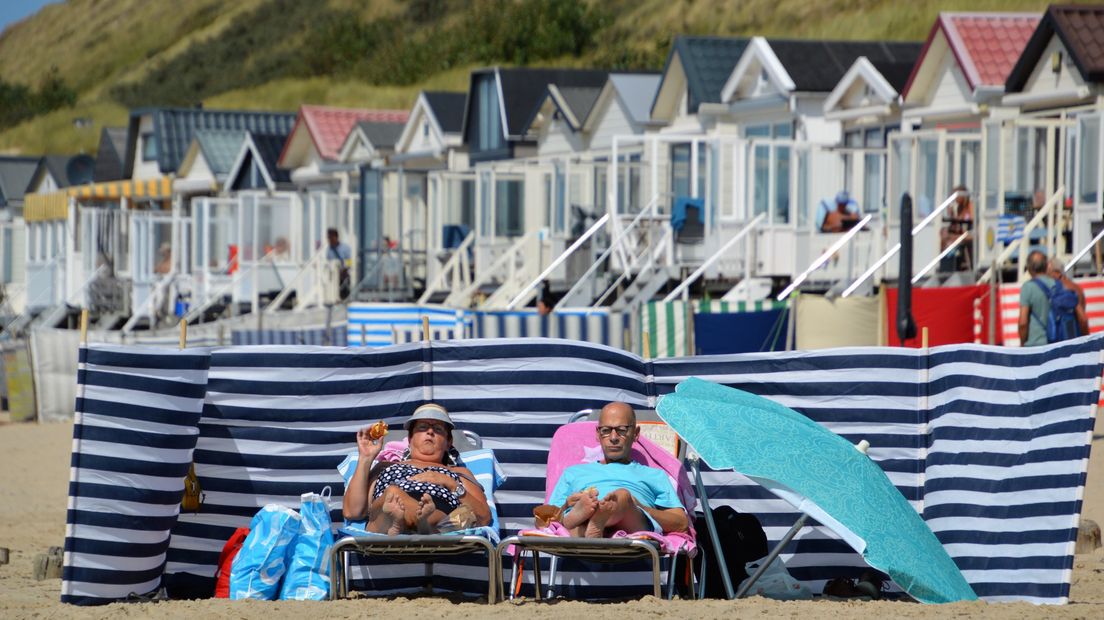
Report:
657,377,977,604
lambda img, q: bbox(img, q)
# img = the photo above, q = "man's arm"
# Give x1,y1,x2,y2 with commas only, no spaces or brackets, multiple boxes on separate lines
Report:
1018,304,1030,343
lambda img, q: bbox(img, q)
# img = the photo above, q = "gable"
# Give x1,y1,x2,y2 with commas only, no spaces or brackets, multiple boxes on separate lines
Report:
652,52,688,121
278,122,319,170
396,97,447,156
1020,34,1088,99
904,32,953,104
721,38,795,103
339,128,376,163
589,89,639,151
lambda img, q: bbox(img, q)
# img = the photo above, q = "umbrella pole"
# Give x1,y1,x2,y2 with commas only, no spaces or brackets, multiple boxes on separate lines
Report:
736,513,809,598
691,457,736,599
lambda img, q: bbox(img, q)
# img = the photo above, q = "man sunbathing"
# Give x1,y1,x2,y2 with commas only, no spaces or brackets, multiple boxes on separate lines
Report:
549,402,688,538
342,404,491,534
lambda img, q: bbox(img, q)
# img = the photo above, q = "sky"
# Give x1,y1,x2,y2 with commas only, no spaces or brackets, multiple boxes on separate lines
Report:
0,0,62,36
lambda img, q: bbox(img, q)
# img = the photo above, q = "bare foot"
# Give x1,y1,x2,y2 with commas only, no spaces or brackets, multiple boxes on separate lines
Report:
383,492,405,535
585,499,614,538
562,492,598,530
416,493,436,534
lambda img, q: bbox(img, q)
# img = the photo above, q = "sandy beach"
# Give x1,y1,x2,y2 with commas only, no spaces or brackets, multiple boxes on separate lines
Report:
1,419,1102,619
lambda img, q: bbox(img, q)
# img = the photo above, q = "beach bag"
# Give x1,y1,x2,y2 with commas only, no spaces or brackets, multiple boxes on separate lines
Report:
229,504,301,600
278,488,335,601
691,505,768,598
214,527,251,598
1031,278,1080,343
742,556,813,600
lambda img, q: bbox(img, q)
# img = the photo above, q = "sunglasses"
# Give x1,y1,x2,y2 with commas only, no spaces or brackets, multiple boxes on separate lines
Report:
597,425,632,438
412,422,449,435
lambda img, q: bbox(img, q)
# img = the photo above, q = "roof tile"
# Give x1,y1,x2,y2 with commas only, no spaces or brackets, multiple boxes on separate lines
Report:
945,13,1040,88
300,105,409,161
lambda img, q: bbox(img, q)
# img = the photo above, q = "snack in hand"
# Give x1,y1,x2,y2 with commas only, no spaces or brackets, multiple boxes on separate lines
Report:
533,504,564,528
368,421,388,440
585,486,598,496
448,505,476,530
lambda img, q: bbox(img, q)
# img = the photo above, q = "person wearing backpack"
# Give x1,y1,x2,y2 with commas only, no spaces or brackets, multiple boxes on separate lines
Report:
1049,257,1089,337
1019,250,1080,346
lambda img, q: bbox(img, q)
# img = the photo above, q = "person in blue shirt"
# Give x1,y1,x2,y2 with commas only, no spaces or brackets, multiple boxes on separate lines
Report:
549,402,689,537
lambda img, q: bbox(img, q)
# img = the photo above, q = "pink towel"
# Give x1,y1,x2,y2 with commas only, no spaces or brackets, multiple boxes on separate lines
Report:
518,522,696,556
378,439,407,463
544,422,697,512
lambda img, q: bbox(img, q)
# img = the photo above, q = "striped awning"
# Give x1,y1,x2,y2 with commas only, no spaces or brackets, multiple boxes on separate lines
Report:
23,192,70,222
67,177,173,201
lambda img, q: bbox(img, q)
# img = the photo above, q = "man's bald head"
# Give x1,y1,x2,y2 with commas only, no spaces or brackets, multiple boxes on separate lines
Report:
599,402,636,427
596,402,638,463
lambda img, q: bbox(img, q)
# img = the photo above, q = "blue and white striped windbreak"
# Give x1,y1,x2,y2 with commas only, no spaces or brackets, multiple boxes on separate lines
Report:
63,336,1102,604
62,344,211,605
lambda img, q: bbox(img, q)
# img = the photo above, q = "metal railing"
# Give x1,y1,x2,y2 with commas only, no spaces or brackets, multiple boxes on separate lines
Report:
664,213,765,302
554,193,665,311
841,190,963,297
418,231,475,305
978,187,1065,284
444,228,544,308
505,214,609,310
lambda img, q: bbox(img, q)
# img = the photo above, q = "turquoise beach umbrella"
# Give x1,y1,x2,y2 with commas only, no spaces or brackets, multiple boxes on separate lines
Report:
657,377,977,604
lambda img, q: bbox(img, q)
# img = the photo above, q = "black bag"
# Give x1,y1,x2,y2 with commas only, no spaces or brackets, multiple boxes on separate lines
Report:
690,505,769,598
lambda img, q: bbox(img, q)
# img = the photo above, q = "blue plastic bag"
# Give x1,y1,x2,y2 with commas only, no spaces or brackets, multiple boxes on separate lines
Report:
229,504,301,600
278,487,336,600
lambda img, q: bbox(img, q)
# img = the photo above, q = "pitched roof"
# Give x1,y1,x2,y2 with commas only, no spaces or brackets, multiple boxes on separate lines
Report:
250,133,292,186
192,129,248,176
658,36,750,114
609,73,662,124
1007,5,1104,91
767,40,923,92
868,59,920,92
353,120,405,150
0,156,39,206
904,12,1039,96
422,91,466,134
495,68,610,137
286,105,409,163
94,127,127,182
557,86,603,126
27,154,96,191
125,107,296,177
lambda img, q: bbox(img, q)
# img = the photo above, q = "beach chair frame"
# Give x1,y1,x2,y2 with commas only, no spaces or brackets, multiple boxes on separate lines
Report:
497,410,723,600
327,429,500,603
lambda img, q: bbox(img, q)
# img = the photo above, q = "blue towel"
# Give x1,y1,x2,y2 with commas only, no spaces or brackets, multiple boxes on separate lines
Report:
671,197,704,232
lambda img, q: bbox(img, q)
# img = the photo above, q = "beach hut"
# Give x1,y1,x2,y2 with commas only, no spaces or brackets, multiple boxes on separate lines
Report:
0,156,40,320
714,37,921,289
448,68,608,308
893,12,1039,279
277,105,408,298
999,5,1104,276
393,91,468,301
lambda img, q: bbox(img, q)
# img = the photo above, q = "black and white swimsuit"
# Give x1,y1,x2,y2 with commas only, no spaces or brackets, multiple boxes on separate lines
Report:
372,463,462,513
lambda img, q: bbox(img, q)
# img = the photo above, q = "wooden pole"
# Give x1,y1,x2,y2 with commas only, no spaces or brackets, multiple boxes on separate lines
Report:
921,326,929,349
179,319,187,350
79,308,89,345
422,316,430,342
643,331,651,359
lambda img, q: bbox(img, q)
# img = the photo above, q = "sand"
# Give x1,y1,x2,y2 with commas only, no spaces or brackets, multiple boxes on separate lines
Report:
1,420,1102,619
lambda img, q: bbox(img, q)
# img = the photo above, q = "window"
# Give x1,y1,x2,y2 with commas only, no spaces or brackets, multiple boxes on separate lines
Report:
1080,115,1101,204
494,179,523,237
477,76,503,152
671,144,705,201
617,154,641,214
745,123,792,223
142,132,158,161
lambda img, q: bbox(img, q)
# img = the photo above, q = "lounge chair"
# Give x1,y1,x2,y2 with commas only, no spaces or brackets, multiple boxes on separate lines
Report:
496,410,719,600
328,428,504,603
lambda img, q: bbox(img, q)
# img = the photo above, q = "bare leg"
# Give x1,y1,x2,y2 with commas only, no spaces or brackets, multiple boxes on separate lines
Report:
416,494,436,534
585,489,649,538
385,493,404,535
561,493,598,536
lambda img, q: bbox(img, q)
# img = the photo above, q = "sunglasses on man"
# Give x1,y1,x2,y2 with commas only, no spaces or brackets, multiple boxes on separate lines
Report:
597,425,633,438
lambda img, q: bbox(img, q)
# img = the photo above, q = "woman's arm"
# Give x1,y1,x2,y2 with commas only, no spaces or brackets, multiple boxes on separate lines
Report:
341,428,385,520
451,466,492,526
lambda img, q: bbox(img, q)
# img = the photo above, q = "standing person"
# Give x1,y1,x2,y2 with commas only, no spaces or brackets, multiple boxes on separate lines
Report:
1018,250,1056,346
326,228,351,298
1048,257,1089,337
537,280,553,315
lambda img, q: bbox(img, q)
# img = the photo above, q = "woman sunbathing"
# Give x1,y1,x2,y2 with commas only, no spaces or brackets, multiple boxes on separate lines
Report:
342,403,491,534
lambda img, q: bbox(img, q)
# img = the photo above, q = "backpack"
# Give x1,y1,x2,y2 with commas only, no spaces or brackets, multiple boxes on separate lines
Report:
1030,278,1080,343
213,527,251,598
688,505,769,598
